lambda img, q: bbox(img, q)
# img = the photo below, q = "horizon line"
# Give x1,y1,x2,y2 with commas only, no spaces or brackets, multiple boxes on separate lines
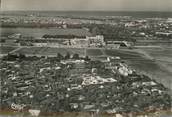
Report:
1,10,172,12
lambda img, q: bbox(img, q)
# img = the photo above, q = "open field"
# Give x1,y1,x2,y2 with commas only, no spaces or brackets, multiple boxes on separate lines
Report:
13,47,85,56
127,60,172,93
104,49,146,60
0,46,18,54
140,48,172,62
103,48,172,94
105,48,172,95
134,48,172,94
86,49,103,56
13,47,105,57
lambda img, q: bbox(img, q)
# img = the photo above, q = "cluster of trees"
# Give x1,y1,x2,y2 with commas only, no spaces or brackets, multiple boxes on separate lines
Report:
2,52,90,62
57,52,90,61
2,53,26,61
42,34,85,39
82,23,136,42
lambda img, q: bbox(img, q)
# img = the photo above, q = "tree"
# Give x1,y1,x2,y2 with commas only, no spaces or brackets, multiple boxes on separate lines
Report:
18,53,26,59
57,53,63,61
64,52,70,60
4,53,18,61
72,53,79,59
84,56,90,61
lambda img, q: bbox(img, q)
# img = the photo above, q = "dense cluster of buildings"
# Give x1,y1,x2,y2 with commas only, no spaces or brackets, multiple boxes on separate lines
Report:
69,35,105,47
1,33,132,48
1,13,172,48
1,15,77,28
25,35,105,47
0,54,171,116
0,14,117,28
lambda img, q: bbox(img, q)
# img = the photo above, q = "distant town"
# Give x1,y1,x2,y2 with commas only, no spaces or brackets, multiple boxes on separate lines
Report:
1,13,172,49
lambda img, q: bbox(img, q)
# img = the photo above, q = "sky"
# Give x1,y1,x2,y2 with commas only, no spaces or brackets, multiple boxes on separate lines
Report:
1,0,172,11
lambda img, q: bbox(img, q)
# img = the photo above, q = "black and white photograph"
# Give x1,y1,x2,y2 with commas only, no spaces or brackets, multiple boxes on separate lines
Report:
0,0,172,117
